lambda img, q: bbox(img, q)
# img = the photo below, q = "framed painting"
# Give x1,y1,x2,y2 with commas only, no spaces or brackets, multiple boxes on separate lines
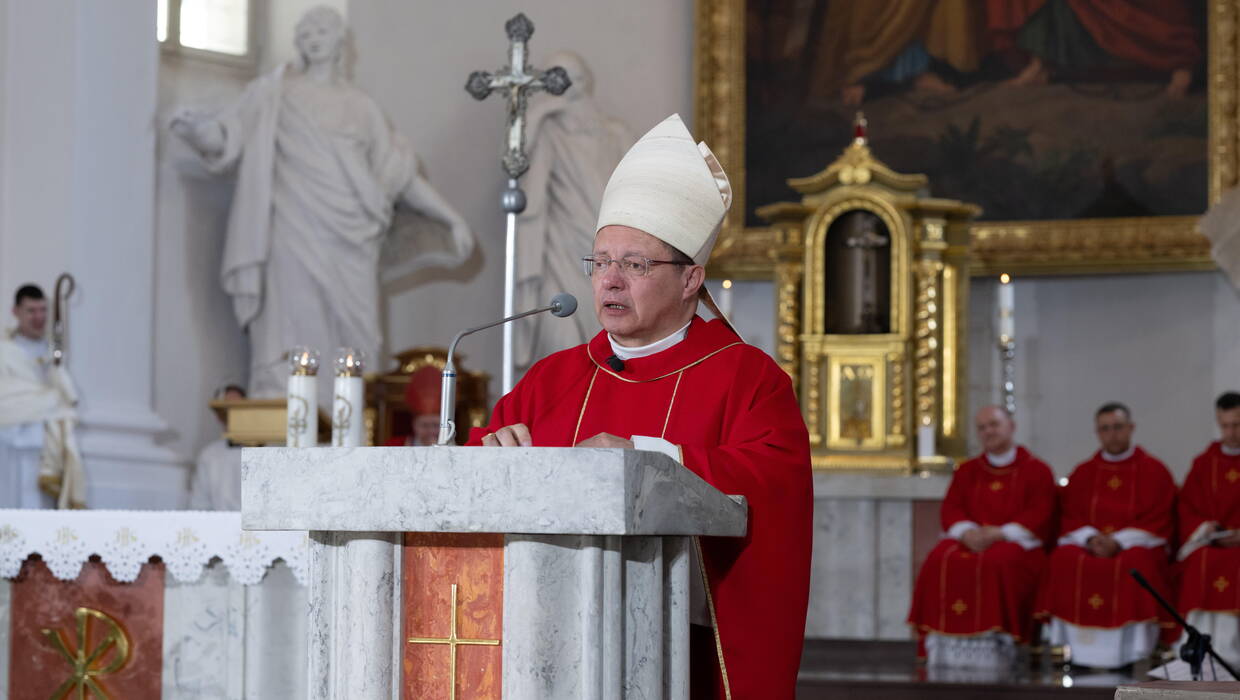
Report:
696,0,1236,277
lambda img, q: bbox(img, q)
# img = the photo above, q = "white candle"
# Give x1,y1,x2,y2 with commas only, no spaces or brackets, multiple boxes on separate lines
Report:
720,279,734,318
917,422,936,459
997,273,1015,341
331,348,366,447
287,346,319,447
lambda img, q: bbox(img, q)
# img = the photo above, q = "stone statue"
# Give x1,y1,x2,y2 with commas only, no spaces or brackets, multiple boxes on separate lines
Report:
170,6,474,400
513,51,632,372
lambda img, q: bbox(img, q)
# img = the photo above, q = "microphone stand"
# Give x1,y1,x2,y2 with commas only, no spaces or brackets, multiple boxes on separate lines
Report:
1129,568,1239,681
436,294,576,445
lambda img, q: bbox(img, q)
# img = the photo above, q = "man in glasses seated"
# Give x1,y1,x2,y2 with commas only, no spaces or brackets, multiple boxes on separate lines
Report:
467,114,813,700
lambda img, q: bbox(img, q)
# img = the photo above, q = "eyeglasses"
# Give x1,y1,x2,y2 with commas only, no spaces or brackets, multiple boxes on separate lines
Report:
582,255,689,278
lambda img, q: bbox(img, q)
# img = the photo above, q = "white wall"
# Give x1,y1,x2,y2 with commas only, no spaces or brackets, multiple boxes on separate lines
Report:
348,0,695,397
967,270,1240,480
0,1,75,301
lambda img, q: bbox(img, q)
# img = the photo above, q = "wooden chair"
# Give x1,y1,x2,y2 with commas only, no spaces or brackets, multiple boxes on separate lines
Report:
365,347,491,446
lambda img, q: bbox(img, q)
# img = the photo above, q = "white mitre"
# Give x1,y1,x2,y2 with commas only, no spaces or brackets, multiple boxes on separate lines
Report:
595,114,732,264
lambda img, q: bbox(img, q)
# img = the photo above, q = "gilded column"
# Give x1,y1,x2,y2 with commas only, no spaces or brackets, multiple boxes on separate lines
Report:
773,260,803,386
913,218,947,443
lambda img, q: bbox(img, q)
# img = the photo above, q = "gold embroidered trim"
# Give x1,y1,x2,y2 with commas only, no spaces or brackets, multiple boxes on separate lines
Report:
589,342,744,383
693,535,732,700
571,367,600,445
660,372,684,439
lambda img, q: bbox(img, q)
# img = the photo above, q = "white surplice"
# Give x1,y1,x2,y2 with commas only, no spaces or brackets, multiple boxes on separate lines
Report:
0,333,80,508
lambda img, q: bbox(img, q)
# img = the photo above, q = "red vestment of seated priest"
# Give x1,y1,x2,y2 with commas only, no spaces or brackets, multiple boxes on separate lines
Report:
1176,442,1240,615
1037,448,1178,640
467,317,813,700
908,447,1056,645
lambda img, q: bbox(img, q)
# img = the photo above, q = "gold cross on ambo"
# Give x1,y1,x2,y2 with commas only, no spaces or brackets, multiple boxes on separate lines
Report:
407,583,500,700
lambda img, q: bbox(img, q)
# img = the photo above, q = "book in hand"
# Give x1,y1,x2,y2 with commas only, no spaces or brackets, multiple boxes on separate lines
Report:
1206,529,1236,543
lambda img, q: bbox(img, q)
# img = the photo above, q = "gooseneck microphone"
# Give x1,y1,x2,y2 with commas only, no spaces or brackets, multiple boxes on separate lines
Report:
605,355,625,372
437,293,577,445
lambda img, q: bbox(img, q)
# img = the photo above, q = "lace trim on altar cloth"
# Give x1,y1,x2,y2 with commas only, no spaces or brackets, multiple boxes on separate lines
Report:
924,631,1017,672
0,509,307,586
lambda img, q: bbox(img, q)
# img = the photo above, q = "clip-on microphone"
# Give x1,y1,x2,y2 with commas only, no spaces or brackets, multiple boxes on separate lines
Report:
436,293,578,445
605,355,625,372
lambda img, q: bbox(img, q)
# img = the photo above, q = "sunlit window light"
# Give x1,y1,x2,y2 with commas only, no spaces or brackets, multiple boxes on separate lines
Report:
157,0,251,59
179,0,249,56
157,0,169,43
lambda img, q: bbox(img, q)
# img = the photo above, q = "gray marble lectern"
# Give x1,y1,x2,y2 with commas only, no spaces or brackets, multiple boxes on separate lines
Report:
241,446,747,700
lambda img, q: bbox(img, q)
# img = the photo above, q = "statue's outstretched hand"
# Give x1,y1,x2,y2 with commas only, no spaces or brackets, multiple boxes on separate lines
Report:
170,107,225,157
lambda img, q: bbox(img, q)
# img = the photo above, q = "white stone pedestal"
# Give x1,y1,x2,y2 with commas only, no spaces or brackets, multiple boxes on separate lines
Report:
242,446,747,700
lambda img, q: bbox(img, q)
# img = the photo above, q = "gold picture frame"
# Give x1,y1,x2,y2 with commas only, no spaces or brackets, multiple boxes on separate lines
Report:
695,0,1234,279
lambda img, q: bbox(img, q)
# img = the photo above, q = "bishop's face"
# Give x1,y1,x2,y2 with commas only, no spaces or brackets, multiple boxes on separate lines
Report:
592,225,700,347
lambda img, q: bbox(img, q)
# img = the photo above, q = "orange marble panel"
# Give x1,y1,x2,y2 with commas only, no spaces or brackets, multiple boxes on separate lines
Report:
9,557,165,700
912,499,944,584
402,532,504,700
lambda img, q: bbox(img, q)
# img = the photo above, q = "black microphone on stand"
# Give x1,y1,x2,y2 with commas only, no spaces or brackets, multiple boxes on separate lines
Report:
1129,568,1240,681
436,293,577,445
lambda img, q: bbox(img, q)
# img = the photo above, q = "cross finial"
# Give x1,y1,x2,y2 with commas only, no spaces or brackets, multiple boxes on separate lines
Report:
465,14,571,180
853,111,868,145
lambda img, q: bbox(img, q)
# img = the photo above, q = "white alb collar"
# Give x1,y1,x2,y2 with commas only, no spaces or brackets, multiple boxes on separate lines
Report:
12,332,46,360
1222,443,1240,457
1101,445,1136,462
608,321,692,361
985,446,1017,467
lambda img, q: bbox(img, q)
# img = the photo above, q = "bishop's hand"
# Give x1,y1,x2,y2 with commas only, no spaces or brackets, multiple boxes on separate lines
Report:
481,423,532,447
575,432,634,449
959,528,990,553
1087,534,1121,558
1214,529,1240,548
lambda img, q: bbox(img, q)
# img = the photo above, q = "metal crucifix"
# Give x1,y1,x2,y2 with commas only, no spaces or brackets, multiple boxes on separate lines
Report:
465,13,570,394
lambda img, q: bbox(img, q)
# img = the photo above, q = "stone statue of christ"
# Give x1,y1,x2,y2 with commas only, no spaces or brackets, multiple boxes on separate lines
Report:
171,6,473,399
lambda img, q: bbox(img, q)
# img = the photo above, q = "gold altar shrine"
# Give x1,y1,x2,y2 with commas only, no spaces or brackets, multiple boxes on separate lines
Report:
758,120,980,473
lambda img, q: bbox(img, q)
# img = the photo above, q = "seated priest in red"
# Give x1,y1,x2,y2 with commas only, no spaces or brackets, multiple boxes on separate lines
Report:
1174,391,1240,668
1038,402,1177,670
385,365,442,446
466,114,813,700
908,405,1056,669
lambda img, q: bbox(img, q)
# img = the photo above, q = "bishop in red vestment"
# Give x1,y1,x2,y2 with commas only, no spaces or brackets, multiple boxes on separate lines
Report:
909,406,1056,663
1037,403,1177,669
1174,392,1240,662
469,114,813,699
384,365,442,447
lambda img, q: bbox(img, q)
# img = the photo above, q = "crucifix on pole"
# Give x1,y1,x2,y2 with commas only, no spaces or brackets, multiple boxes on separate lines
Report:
465,13,570,394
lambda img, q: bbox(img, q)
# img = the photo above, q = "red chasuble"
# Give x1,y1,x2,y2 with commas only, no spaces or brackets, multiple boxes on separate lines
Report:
467,317,813,700
1037,447,1177,638
908,447,1056,646
1175,442,1240,615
